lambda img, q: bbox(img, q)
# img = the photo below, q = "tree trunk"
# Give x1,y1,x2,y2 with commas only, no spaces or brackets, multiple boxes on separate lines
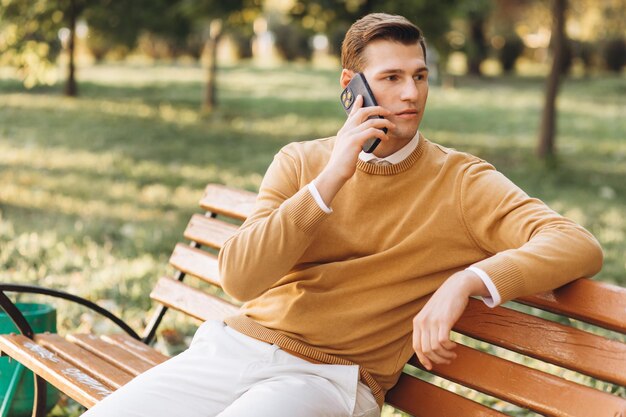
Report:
538,0,567,160
64,0,78,97
202,19,223,112
467,15,486,76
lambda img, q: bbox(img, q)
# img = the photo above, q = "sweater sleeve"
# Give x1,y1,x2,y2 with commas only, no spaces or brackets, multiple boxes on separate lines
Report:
218,148,330,302
460,161,603,304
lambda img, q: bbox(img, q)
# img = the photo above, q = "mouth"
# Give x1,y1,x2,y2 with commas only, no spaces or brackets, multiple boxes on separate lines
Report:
395,109,419,119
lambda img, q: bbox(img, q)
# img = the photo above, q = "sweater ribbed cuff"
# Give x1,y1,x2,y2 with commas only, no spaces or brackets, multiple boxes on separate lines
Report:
283,186,329,234
471,256,525,304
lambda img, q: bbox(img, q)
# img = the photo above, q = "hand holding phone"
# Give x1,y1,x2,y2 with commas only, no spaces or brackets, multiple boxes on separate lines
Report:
340,73,386,153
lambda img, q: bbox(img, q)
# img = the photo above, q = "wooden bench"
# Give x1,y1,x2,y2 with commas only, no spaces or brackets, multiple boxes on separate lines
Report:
1,183,625,417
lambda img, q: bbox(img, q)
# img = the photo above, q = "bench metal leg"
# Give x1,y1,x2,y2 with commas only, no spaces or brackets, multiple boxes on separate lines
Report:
0,290,48,417
32,374,47,417
142,235,206,344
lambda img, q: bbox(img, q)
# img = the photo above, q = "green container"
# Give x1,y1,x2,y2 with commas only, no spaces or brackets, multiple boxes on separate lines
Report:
0,303,60,417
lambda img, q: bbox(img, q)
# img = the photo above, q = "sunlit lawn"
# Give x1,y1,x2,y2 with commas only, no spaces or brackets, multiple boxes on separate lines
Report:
0,62,625,416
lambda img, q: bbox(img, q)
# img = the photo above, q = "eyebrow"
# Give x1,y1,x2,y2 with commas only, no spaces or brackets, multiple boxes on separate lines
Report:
377,67,429,75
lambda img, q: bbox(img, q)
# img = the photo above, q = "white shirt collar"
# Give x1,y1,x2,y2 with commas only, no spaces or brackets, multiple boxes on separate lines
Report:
359,132,420,165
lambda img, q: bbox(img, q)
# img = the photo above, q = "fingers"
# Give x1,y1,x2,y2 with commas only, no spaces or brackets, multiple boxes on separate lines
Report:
362,117,395,131
413,321,457,371
339,95,393,148
417,328,432,370
353,128,389,144
337,116,394,150
348,94,363,116
348,95,392,122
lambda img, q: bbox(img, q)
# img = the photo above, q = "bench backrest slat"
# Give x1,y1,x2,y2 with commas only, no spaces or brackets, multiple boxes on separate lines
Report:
150,276,239,322
518,279,626,333
183,214,240,250
200,184,256,220
385,374,508,417
455,299,626,386
408,345,626,417
169,243,221,287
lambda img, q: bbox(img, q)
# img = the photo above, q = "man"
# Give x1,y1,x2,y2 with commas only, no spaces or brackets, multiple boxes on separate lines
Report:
85,13,602,417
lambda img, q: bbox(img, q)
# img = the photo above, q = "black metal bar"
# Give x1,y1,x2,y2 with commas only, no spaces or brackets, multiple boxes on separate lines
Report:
32,374,47,417
0,291,47,417
141,269,185,345
141,242,200,345
0,290,34,339
0,284,140,340
141,211,216,344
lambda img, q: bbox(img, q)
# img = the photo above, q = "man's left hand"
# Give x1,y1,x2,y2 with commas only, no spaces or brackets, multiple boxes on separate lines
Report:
411,270,489,370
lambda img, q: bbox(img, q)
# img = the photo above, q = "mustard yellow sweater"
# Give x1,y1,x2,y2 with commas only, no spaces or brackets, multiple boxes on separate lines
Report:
219,135,603,406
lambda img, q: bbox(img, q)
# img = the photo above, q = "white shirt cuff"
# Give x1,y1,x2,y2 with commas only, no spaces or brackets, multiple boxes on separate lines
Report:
307,182,333,214
466,266,501,308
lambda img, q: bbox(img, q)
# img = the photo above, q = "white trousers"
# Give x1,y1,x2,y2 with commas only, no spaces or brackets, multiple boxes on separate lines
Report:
83,320,381,417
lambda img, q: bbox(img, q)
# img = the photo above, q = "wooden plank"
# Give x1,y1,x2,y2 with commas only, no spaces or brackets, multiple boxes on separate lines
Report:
199,183,256,221
413,345,626,417
101,334,168,366
169,243,221,286
454,299,626,386
36,333,133,389
183,214,239,250
0,334,113,408
518,278,626,333
150,276,239,322
67,334,155,377
385,373,507,417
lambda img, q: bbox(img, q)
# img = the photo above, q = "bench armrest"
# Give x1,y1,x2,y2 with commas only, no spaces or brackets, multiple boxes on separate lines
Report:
0,284,140,340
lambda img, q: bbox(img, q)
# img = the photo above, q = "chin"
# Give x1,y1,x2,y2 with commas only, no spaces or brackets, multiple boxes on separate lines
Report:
394,126,419,142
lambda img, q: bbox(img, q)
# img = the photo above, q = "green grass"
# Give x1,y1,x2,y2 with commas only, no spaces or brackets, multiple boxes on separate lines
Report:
0,63,625,416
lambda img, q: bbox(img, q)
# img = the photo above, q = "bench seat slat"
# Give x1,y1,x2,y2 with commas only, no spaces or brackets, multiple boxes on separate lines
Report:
200,184,256,220
0,334,113,408
36,334,133,389
518,278,626,333
184,214,239,250
415,344,626,417
150,276,239,322
169,243,221,287
67,334,155,377
101,334,168,366
385,373,507,417
454,299,626,386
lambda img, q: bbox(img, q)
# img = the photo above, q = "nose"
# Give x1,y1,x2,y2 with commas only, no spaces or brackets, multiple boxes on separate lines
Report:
400,78,419,101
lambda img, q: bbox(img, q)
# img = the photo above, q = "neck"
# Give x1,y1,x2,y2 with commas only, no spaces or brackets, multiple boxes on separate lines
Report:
372,136,412,158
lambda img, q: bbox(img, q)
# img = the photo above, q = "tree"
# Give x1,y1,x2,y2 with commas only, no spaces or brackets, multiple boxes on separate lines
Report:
175,0,262,112
0,0,63,89
84,0,167,62
0,0,151,96
538,0,568,160
459,0,493,76
63,0,80,96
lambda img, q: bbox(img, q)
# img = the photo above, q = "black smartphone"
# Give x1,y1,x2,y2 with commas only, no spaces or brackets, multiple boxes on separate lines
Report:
340,73,386,153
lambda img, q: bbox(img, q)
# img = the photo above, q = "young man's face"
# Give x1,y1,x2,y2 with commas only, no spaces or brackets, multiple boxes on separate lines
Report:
342,39,429,150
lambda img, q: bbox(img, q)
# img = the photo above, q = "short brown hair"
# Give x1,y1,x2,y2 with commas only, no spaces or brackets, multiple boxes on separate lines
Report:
341,13,426,72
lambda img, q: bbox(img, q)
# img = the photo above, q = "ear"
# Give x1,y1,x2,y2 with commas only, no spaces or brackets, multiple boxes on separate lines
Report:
340,69,355,89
